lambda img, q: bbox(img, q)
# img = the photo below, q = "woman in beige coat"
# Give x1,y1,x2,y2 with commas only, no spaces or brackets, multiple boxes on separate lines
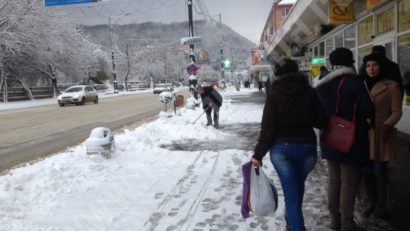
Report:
360,53,403,219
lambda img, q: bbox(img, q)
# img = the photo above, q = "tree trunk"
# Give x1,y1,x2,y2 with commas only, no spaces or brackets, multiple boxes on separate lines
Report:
52,77,58,97
17,79,33,100
1,68,7,102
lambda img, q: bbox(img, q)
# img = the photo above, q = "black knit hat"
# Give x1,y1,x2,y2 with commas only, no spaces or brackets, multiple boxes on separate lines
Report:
274,58,298,76
371,45,386,56
363,53,385,66
329,47,355,66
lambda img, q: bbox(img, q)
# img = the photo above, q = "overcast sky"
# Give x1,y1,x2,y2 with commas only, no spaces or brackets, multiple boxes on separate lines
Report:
56,0,277,44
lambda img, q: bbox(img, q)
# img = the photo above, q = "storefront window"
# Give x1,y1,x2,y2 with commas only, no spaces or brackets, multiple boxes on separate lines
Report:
358,45,372,68
314,46,319,57
319,41,325,57
358,15,374,45
344,25,356,49
398,0,410,32
398,33,410,102
326,37,334,57
377,7,394,35
335,33,343,48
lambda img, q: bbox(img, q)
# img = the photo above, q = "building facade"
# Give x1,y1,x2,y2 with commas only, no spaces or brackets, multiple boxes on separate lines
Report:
260,0,410,135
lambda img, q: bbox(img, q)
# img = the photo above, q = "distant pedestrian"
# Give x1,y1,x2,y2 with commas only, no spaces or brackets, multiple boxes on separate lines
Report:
258,80,263,92
196,85,223,128
359,53,403,219
314,47,375,231
252,58,327,231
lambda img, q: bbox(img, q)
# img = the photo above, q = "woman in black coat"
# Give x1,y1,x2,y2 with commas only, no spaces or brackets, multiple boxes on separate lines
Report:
314,48,375,231
252,59,327,231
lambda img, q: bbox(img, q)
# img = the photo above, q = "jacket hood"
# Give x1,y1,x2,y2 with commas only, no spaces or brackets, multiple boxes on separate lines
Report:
272,72,309,96
313,67,356,88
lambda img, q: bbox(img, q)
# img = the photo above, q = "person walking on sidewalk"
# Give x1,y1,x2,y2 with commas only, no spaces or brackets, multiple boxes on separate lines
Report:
314,48,375,231
196,85,223,128
359,53,403,219
251,59,327,231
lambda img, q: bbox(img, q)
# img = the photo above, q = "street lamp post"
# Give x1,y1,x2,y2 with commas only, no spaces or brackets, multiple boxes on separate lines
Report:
108,13,130,93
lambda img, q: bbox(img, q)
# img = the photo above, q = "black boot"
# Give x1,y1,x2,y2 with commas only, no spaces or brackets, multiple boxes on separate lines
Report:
363,174,377,217
372,174,390,219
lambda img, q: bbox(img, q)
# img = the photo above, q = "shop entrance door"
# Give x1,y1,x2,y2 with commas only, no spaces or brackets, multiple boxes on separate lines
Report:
373,38,395,61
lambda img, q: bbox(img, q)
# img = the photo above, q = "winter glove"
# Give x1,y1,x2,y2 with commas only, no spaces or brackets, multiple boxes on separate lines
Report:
208,102,213,108
382,124,392,142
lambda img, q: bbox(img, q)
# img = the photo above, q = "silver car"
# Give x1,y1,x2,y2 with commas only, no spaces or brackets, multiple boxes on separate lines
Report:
57,85,98,106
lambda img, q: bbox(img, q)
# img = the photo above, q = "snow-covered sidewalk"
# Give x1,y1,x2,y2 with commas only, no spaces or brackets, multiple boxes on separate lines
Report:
0,87,391,231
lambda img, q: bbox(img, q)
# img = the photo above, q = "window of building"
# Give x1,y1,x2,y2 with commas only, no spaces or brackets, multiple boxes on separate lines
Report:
344,25,356,49
325,37,334,57
335,32,343,48
358,15,374,45
358,45,372,68
398,0,410,32
314,45,319,57
319,41,325,57
269,26,274,35
282,7,289,17
398,33,410,98
377,7,394,36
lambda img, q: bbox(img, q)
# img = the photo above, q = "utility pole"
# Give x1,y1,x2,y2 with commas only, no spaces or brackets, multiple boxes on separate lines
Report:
219,13,224,87
108,13,130,93
108,16,118,93
187,0,195,63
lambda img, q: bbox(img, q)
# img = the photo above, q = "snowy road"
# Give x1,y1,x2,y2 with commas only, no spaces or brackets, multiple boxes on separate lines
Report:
0,91,187,172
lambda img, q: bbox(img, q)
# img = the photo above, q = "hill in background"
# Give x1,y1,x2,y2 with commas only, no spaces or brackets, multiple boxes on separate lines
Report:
82,20,256,70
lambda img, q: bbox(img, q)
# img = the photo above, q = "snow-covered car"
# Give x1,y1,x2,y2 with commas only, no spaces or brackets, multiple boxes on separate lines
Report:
57,85,98,106
153,83,173,94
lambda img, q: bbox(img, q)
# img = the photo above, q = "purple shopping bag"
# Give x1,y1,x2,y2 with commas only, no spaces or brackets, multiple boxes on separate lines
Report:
241,161,252,218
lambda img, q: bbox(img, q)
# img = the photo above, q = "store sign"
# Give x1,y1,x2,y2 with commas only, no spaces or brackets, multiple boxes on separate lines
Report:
180,36,202,45
44,0,93,6
366,0,387,10
329,0,354,24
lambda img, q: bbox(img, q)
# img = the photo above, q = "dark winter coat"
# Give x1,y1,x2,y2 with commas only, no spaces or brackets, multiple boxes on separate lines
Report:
253,72,327,161
199,86,223,109
314,67,375,166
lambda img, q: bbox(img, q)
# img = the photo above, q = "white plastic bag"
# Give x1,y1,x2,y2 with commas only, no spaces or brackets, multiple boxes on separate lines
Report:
249,167,277,216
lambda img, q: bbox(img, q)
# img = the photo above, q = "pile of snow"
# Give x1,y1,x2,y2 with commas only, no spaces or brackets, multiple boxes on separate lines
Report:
85,127,115,159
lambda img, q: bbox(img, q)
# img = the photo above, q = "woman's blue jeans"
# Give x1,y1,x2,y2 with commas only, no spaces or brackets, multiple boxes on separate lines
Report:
270,142,317,231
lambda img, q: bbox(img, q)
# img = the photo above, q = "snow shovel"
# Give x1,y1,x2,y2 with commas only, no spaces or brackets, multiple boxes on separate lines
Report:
192,106,210,124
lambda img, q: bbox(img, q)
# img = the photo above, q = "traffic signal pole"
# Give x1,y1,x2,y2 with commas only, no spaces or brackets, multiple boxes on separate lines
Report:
187,0,195,63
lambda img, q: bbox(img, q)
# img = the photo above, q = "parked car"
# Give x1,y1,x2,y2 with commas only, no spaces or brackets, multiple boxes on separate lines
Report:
57,85,98,106
153,83,173,94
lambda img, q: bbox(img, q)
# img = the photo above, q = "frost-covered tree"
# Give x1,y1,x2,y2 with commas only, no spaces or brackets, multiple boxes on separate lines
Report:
0,0,104,101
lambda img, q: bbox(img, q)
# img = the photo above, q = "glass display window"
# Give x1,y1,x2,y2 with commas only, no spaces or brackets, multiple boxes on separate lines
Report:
377,7,394,35
335,32,343,48
398,0,410,32
398,33,410,103
344,25,356,49
358,15,374,45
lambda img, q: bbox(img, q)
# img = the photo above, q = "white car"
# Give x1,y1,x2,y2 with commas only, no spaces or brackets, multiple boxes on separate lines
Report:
57,85,98,106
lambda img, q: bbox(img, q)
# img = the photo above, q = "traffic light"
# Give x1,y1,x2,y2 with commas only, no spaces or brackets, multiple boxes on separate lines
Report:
223,58,231,69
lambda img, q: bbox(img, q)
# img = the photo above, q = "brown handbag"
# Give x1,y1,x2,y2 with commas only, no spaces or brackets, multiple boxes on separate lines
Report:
320,77,356,153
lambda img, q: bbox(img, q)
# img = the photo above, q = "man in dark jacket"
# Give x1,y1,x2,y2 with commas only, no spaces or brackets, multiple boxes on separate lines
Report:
196,86,223,128
314,47,375,231
363,45,403,95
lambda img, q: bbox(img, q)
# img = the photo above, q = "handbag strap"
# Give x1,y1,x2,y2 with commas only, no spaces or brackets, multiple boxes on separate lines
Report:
335,76,356,122
335,77,345,114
